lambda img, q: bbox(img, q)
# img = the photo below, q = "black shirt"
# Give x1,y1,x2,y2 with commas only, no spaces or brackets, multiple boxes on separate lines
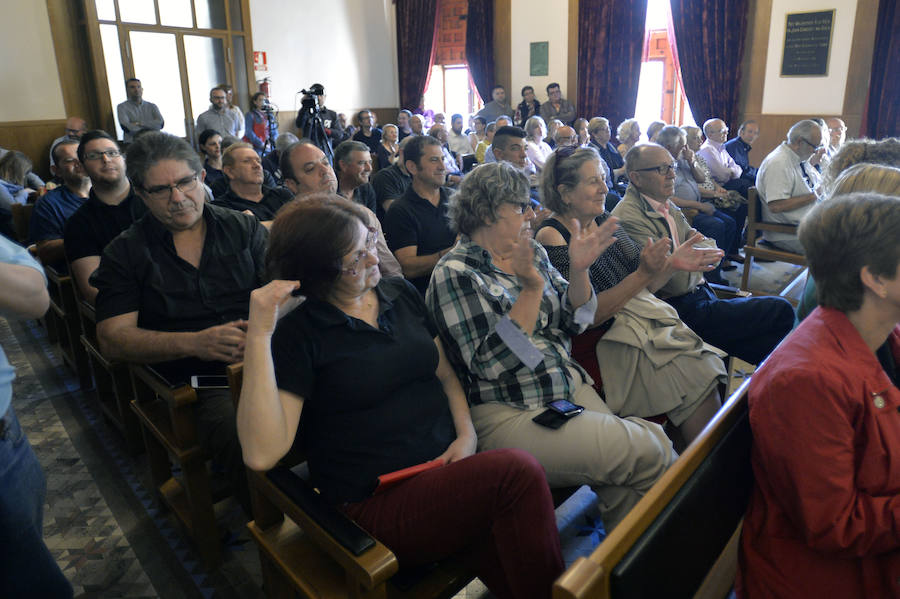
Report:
271,277,455,503
92,203,267,384
382,185,456,295
63,185,146,263
352,128,383,155
337,182,377,215
212,184,294,221
371,163,412,219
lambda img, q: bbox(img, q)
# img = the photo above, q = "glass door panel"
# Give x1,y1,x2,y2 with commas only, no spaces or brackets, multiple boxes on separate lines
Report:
184,35,228,134
129,31,187,137
195,0,227,29
159,0,194,27
95,0,117,21
100,24,127,138
118,0,157,24
231,35,249,111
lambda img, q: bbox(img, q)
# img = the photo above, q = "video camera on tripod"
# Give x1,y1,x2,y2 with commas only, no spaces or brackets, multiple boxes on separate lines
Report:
296,83,334,163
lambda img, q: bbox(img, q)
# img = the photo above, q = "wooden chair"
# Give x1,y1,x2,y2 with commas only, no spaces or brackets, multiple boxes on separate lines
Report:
10,203,34,245
740,187,807,295
225,363,477,599
553,378,754,599
129,364,224,567
44,265,93,389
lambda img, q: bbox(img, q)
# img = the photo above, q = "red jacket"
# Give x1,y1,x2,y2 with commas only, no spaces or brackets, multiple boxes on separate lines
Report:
737,307,900,598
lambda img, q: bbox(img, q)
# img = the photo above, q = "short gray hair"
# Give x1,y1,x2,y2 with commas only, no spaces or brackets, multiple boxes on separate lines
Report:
617,118,640,143
126,132,202,190
787,120,821,145
540,146,603,213
333,140,370,172
655,125,686,154
588,117,610,135
448,162,530,235
524,116,546,138
275,132,299,153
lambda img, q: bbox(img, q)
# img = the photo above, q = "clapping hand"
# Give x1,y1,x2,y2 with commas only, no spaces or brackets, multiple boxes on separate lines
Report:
669,231,724,272
511,225,544,291
636,236,671,278
247,280,304,338
568,217,619,272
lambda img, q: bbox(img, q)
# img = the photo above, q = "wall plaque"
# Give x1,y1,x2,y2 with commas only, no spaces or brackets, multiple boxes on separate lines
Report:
781,9,835,77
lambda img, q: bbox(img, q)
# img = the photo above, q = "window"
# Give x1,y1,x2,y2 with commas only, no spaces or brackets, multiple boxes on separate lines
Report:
633,0,696,136
422,0,482,120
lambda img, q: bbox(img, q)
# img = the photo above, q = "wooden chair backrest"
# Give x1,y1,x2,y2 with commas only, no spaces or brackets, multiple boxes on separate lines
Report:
11,203,33,245
553,379,754,599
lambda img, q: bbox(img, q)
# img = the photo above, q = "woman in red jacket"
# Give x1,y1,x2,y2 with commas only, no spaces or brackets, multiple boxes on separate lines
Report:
737,188,900,598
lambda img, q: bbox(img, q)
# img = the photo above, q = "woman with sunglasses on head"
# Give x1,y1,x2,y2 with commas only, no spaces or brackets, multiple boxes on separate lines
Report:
427,162,676,531
536,146,727,449
237,194,564,599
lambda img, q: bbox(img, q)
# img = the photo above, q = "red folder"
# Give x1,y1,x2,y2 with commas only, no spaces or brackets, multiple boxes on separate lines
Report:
374,459,444,494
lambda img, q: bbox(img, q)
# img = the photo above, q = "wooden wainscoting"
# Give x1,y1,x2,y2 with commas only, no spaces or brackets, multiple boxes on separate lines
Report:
0,119,68,181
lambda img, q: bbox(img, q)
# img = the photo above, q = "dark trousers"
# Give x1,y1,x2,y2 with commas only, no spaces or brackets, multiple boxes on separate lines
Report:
692,207,737,280
665,284,795,365
0,406,73,598
342,448,564,599
196,389,251,515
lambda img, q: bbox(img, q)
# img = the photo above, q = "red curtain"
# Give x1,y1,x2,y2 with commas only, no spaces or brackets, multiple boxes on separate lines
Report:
465,0,494,105
669,0,749,128
396,0,439,110
577,0,647,134
864,0,899,138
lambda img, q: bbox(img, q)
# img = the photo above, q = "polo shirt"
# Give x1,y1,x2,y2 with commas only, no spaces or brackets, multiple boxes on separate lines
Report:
29,185,88,244
337,181,377,214
756,142,817,246
271,277,454,503
383,185,456,295
370,163,412,218
63,185,146,263
92,203,267,385
352,128,383,155
212,184,294,221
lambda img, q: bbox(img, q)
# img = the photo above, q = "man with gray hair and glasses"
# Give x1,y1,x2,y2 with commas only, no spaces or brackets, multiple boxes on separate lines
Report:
755,119,824,254
93,133,268,514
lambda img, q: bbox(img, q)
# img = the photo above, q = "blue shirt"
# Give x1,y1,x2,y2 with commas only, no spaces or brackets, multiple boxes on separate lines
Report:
724,137,758,181
29,185,88,244
0,236,46,417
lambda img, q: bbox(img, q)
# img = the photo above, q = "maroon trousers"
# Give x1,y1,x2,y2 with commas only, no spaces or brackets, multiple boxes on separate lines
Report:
342,448,564,599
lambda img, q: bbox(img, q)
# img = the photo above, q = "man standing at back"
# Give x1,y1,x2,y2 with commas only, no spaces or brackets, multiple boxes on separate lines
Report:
477,85,515,123
383,135,456,295
196,87,242,140
64,130,146,302
116,78,164,143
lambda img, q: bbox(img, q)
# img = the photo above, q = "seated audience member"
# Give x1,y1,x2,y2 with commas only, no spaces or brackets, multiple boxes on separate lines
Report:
29,140,90,269
433,113,446,127
396,109,413,140
49,116,88,167
536,147,725,446
797,162,900,321
447,113,472,158
818,137,900,197
483,115,513,163
821,116,847,173
0,235,74,599
413,96,434,127
117,78,164,143
475,122,496,164
213,142,292,228
616,118,641,156
371,136,415,217
64,130,146,302
657,126,738,282
242,92,278,155
697,118,752,197
738,192,900,599
352,110,383,155
477,85,515,123
553,125,578,150
516,85,541,128
383,135,456,294
334,140,378,212
574,118,590,147
545,119,564,149
375,124,400,171
198,129,225,192
280,141,401,277
261,132,299,184
0,148,43,192
469,116,487,153
756,120,823,254
524,116,553,172
646,120,666,143
0,151,34,238
196,86,242,140
723,120,760,185
409,114,426,137
683,125,746,221
237,196,565,599
611,143,795,364
427,162,675,529
540,82,576,125
492,126,539,199
93,133,267,514
427,125,463,186
588,117,627,196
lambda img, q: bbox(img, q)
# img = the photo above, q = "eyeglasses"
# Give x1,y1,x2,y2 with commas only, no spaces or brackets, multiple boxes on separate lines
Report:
83,149,121,161
506,200,535,215
342,227,378,275
801,138,825,151
635,163,677,176
141,173,201,201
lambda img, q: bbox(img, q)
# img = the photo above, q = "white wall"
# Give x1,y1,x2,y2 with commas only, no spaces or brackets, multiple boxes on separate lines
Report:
249,0,399,115
0,0,65,121
761,0,857,115
509,0,570,106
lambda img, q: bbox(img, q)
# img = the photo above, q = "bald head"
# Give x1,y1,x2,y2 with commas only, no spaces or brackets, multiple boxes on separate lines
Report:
65,117,87,139
826,117,847,150
625,143,677,201
554,125,577,148
703,118,728,144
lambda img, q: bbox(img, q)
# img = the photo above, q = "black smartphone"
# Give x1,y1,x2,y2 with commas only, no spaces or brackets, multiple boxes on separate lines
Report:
190,375,229,389
547,399,584,417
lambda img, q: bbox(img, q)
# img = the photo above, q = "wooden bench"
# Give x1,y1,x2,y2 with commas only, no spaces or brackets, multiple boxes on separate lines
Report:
740,187,807,298
553,378,754,599
44,265,93,389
